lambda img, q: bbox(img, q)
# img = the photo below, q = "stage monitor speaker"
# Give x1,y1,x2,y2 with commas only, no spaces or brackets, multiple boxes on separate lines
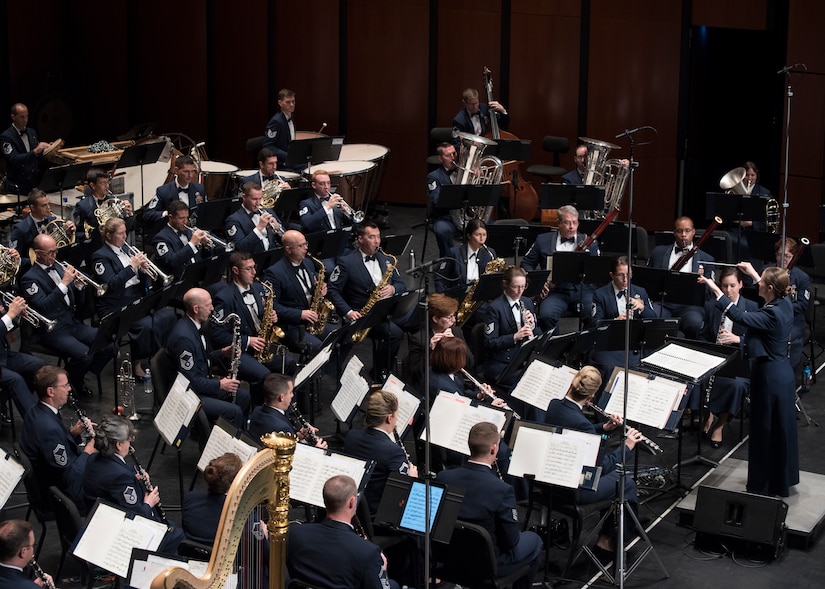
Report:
693,485,788,561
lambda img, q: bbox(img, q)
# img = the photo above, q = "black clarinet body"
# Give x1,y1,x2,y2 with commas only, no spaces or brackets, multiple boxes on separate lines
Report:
30,557,56,589
129,447,169,524
288,401,320,445
66,394,95,439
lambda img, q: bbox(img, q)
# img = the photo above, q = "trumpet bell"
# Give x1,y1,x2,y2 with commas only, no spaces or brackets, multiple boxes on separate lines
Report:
720,167,748,194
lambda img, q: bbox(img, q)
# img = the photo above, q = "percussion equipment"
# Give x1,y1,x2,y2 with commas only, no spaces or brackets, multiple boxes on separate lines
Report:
121,137,174,208
42,138,64,157
337,143,390,209
295,130,328,140
316,160,376,211
199,161,238,200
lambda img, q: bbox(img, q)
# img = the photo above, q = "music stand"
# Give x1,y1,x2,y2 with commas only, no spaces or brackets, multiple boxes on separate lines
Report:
57,241,93,269
193,199,238,233
631,266,707,309
485,223,546,265
381,233,413,258
539,326,604,366
306,229,350,260
539,183,604,211
116,142,167,208
523,270,550,299
275,187,313,225
284,136,345,172
349,291,417,380
578,221,641,257
552,251,612,288
437,184,502,240
38,162,93,221
252,248,283,276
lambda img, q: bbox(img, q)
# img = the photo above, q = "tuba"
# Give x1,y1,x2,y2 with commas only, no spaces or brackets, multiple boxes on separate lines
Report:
579,137,629,217
352,249,397,344
450,130,503,227
306,254,335,336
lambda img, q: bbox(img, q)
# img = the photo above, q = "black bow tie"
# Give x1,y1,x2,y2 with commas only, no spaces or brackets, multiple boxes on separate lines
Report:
178,186,189,193
364,255,376,263
43,264,56,273
675,246,691,253
560,236,576,244
470,112,479,118
241,289,254,298
248,211,258,219
262,175,276,182
617,289,627,299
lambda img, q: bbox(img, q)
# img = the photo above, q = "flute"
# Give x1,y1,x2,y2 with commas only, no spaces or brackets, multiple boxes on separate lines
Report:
66,394,95,439
460,368,522,420
288,401,320,445
129,447,169,524
30,557,56,589
587,402,663,454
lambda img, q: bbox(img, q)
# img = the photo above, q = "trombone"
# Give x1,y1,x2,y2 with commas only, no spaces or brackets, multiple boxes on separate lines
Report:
0,291,56,331
53,260,108,296
122,243,174,286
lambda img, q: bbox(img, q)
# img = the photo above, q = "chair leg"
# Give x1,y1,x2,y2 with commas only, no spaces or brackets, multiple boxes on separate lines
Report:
34,521,47,559
563,515,583,578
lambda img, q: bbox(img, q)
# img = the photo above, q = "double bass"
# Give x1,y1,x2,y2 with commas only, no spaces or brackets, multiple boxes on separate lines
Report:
482,67,539,221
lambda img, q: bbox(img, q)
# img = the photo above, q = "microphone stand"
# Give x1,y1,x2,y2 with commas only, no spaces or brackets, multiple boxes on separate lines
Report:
779,68,797,268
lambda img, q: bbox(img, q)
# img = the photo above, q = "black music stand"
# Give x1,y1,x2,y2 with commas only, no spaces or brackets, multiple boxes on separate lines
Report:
631,266,707,309
705,192,767,260
275,187,313,224
523,270,550,299
252,248,283,276
485,223,546,265
578,221,641,257
381,234,413,258
306,229,350,260
437,184,502,240
552,252,613,288
57,241,93,269
284,136,344,171
193,199,238,233
38,162,93,221
349,291,418,381
116,142,167,207
539,326,604,366
539,183,604,211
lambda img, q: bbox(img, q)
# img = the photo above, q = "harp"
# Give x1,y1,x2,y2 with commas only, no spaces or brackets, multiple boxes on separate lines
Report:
151,433,296,589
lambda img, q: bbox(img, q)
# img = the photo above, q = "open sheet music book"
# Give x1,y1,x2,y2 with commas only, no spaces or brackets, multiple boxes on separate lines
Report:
641,342,726,381
508,422,601,489
603,367,687,430
511,360,578,410
331,356,370,422
197,418,260,471
0,450,24,509
128,550,236,589
422,392,508,455
73,500,169,578
290,444,372,508
153,373,201,447
381,373,422,438
294,342,333,388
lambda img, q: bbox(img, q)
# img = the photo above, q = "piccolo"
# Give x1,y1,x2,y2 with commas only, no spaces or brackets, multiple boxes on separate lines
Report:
129,447,169,524
66,394,95,439
460,368,521,420
30,557,56,589
587,402,663,454
288,401,320,446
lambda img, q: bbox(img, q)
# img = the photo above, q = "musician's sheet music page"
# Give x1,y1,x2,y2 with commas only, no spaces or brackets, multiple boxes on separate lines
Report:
382,375,420,437
511,361,577,410
604,370,686,429
153,375,200,446
295,343,333,388
73,502,167,578
0,452,24,509
509,427,600,488
290,444,368,507
643,343,725,380
424,392,506,455
197,425,259,471
331,356,368,422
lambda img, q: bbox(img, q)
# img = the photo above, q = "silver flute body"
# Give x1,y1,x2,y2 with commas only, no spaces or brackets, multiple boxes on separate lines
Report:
460,368,521,420
587,402,663,454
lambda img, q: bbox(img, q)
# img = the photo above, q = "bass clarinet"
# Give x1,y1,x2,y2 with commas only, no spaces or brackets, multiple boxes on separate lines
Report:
210,312,242,399
587,402,663,454
129,446,169,524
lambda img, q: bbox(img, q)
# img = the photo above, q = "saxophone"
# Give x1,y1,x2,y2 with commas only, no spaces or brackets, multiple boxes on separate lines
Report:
255,281,286,364
352,249,397,344
211,311,242,383
456,246,506,326
306,253,335,336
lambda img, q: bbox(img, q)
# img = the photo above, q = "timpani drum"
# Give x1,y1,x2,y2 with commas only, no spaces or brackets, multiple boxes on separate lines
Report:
316,160,376,209
295,131,328,140
337,144,390,208
199,161,238,200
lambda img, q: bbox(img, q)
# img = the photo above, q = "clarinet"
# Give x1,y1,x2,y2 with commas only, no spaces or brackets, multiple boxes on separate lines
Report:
705,310,728,405
30,557,56,589
518,300,536,342
129,447,169,524
352,513,369,540
66,394,95,439
288,401,320,445
587,402,664,454
460,368,522,420
393,427,413,473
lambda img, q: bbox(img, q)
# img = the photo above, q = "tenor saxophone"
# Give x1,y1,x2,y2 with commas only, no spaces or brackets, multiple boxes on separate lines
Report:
456,246,506,326
306,254,335,336
255,281,286,364
352,249,397,344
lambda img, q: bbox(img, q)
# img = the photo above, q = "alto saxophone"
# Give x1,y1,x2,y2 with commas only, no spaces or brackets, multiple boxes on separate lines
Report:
255,280,286,364
352,249,397,344
456,245,506,326
306,253,335,336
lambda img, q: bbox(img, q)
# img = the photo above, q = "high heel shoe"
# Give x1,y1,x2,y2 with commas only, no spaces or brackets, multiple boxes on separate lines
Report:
710,427,723,449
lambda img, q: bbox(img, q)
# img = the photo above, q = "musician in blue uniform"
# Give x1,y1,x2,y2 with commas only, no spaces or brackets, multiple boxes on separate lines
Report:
452,88,509,138
264,230,335,356
647,216,714,339
21,234,113,394
0,520,55,589
435,219,498,292
0,103,50,194
241,148,292,191
544,366,644,557
286,474,400,589
327,222,407,380
73,168,135,242
142,155,205,227
699,267,756,448
167,288,250,430
248,373,326,447
767,237,810,370
482,266,540,389
0,284,43,416
85,416,185,554
590,256,656,382
19,366,97,507
561,144,588,185
225,182,285,253
150,200,215,275
699,264,799,497
426,142,460,257
344,390,418,517
521,205,599,332
182,452,242,544
8,189,76,262
298,169,354,234
436,422,542,589
262,89,296,165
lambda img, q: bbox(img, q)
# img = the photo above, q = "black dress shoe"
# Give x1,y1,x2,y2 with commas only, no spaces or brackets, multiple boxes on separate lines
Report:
710,440,722,449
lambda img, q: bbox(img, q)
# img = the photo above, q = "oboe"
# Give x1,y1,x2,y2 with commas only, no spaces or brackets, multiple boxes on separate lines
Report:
66,394,95,439
129,447,168,524
30,557,56,589
587,402,663,454
288,401,320,445
460,368,522,419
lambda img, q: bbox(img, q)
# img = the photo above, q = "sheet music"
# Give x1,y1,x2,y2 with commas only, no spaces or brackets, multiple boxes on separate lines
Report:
73,502,168,578
0,451,25,509
197,424,260,471
423,392,507,455
509,426,601,488
382,374,420,437
511,361,577,410
604,369,686,429
289,444,369,507
642,343,725,380
331,356,369,422
153,373,200,446
294,342,333,388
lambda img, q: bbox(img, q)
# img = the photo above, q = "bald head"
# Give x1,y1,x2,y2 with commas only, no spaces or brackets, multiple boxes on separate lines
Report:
183,287,213,323
282,230,303,247
282,229,308,263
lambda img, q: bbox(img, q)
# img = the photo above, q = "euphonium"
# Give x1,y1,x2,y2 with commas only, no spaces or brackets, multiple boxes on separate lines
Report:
255,280,286,364
766,198,780,233
719,167,748,194
352,249,397,344
456,245,506,326
53,260,108,296
0,290,56,331
306,253,335,336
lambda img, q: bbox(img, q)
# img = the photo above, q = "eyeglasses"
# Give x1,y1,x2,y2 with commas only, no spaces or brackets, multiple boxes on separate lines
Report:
35,249,58,255
53,381,71,389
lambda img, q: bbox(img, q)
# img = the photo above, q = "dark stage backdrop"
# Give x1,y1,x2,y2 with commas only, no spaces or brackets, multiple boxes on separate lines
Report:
2,0,823,237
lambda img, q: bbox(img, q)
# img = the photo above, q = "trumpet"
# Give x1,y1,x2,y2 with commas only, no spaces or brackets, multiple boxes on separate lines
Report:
53,260,108,296
202,231,235,252
266,213,285,237
337,197,365,223
0,291,56,331
122,243,174,286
